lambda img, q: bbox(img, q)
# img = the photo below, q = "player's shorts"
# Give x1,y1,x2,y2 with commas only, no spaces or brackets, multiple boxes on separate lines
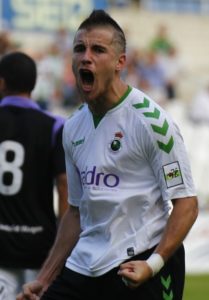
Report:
0,268,39,300
41,244,185,300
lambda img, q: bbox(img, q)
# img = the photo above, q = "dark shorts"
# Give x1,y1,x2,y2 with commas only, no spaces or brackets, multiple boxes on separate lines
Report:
41,244,185,300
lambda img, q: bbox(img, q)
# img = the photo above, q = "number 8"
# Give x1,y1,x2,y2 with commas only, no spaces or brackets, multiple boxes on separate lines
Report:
0,141,25,195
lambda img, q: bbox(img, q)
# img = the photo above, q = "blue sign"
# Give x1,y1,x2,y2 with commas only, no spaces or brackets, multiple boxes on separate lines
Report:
0,0,108,32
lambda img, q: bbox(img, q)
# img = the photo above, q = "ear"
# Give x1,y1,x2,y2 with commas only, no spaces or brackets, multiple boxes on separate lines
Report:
116,53,126,71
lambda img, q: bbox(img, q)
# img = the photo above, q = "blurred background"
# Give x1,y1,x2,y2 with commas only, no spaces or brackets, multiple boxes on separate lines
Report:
1,0,209,298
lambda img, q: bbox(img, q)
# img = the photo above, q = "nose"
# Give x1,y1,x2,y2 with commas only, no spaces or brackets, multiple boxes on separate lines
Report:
81,48,92,64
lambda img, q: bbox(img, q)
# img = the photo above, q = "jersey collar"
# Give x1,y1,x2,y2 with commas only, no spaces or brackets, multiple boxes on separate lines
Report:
0,96,40,110
92,85,132,128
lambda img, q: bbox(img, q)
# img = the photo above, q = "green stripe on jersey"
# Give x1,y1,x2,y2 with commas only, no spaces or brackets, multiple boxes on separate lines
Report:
132,97,174,153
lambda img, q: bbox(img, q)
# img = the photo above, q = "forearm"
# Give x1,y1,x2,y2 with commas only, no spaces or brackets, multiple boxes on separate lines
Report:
154,196,198,262
37,205,81,287
56,173,68,219
118,196,198,287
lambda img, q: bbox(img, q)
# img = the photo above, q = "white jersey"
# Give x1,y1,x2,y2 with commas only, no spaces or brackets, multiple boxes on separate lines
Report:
63,86,196,277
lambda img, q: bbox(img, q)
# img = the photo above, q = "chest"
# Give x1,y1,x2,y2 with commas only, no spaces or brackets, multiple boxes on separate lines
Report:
70,113,145,178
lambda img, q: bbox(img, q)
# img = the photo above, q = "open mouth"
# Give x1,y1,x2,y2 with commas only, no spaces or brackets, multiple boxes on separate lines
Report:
79,69,94,88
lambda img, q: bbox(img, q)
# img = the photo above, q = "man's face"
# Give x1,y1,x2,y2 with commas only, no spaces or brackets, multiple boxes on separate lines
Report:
72,26,123,103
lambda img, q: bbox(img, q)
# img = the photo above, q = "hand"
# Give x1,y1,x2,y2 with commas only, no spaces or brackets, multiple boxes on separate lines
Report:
117,260,153,289
16,280,44,300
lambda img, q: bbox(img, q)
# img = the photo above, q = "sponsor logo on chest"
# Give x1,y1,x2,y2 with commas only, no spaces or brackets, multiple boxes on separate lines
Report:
80,166,120,188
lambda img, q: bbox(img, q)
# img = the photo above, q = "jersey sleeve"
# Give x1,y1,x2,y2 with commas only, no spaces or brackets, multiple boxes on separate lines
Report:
138,108,197,202
52,119,66,176
63,122,83,206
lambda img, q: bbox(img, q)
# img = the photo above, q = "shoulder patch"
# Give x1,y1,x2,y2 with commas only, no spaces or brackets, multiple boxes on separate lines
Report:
163,161,183,188
132,97,174,153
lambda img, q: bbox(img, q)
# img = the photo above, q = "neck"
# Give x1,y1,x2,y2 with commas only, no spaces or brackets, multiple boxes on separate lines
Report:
89,81,128,116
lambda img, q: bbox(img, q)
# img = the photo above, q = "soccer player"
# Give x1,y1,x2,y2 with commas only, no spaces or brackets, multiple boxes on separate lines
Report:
0,51,68,300
17,10,198,300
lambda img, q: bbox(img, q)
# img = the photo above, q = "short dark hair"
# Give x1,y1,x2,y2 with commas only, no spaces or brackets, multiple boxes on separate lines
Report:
77,9,126,53
0,51,37,93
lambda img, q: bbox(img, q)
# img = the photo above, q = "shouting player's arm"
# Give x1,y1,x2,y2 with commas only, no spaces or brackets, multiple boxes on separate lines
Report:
16,205,81,300
118,195,198,288
56,173,68,220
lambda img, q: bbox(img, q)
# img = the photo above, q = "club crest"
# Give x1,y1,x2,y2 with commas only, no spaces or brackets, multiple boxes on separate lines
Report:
109,131,123,152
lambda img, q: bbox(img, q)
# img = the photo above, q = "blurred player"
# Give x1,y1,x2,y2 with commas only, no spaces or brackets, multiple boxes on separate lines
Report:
0,51,68,299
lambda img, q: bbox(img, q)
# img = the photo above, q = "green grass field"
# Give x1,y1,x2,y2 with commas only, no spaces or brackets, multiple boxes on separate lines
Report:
183,273,209,300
